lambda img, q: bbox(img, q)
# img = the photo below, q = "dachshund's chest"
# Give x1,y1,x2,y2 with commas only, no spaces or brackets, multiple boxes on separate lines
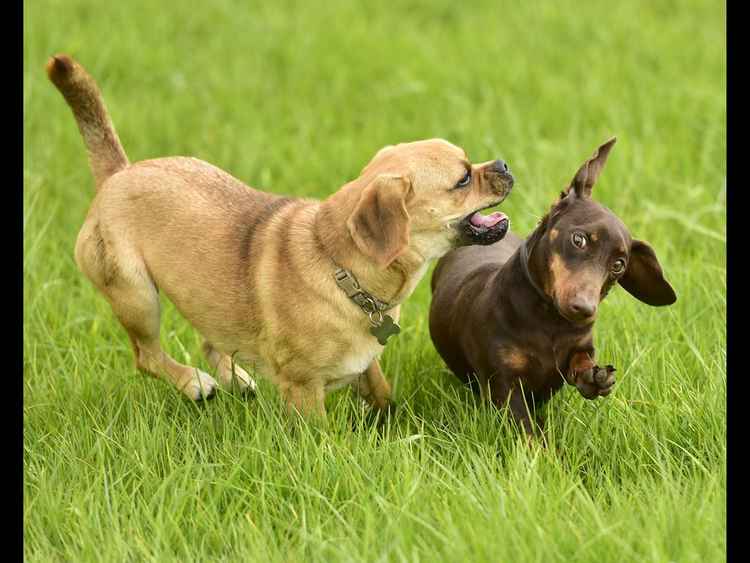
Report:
493,332,591,396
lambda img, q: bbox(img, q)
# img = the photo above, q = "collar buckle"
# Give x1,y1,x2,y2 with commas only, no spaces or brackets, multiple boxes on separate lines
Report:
333,267,400,344
334,268,390,313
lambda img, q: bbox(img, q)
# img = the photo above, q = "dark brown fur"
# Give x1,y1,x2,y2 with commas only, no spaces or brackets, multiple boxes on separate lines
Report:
429,138,677,436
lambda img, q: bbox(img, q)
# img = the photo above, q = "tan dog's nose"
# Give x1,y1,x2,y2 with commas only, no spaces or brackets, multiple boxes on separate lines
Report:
487,158,514,193
493,159,510,174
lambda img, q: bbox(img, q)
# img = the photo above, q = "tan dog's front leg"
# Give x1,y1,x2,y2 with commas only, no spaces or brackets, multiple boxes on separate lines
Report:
279,379,327,421
202,341,257,395
352,360,392,412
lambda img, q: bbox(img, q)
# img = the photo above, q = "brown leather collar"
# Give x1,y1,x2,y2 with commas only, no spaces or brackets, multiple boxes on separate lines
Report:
519,236,553,306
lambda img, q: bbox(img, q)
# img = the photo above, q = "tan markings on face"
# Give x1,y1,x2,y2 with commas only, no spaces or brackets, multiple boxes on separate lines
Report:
590,232,598,242
549,252,606,317
503,347,528,370
548,253,573,296
549,229,559,242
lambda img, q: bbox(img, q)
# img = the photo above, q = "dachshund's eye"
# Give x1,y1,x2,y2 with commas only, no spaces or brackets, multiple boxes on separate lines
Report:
455,170,471,188
572,232,587,248
612,259,626,275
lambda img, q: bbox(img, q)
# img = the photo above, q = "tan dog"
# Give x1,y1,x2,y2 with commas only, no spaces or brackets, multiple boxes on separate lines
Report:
47,54,515,418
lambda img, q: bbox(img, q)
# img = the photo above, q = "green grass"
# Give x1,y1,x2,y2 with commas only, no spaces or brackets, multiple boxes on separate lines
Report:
24,1,726,561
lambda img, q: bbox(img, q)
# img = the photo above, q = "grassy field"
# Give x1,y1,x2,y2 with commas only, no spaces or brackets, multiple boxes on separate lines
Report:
24,1,726,561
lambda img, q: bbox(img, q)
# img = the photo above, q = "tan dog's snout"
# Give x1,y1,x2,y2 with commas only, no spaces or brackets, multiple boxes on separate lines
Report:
490,159,512,178
477,159,514,198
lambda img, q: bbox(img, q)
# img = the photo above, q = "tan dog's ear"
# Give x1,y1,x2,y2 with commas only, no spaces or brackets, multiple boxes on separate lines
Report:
347,175,412,269
619,239,677,306
567,137,617,199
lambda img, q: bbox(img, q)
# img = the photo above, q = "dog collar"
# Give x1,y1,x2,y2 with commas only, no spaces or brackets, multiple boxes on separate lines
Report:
333,267,401,345
519,239,553,306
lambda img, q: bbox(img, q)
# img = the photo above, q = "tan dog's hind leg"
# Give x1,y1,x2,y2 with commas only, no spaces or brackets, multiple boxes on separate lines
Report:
202,342,257,395
107,284,218,401
352,360,392,411
76,225,218,401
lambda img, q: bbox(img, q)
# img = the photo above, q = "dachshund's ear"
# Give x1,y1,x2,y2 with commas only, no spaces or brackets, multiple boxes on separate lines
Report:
567,137,617,199
619,239,677,306
347,175,412,269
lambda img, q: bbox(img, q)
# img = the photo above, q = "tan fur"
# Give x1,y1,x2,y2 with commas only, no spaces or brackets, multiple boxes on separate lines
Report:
46,55,129,189
549,229,559,241
547,253,568,296
549,253,600,322
502,347,528,370
50,54,512,416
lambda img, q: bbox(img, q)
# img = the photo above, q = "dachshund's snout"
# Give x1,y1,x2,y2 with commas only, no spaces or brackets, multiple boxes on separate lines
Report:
568,297,597,320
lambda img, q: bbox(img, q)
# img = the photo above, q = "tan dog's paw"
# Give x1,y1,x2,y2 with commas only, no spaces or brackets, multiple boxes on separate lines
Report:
219,363,257,396
179,370,219,401
202,343,257,396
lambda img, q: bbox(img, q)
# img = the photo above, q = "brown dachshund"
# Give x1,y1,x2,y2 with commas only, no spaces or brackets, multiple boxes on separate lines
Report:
428,138,676,436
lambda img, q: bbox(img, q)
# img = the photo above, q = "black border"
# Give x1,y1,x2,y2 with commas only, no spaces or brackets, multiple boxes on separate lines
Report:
16,3,730,561
16,0,25,559
726,1,732,559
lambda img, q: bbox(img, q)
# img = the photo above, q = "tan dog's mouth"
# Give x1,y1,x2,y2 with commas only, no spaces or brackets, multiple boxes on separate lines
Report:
456,203,510,246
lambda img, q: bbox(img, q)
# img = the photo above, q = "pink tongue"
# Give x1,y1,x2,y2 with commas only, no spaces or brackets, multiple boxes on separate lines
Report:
470,211,506,228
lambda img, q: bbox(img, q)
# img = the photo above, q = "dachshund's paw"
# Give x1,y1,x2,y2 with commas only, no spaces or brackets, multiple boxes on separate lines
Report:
575,364,616,399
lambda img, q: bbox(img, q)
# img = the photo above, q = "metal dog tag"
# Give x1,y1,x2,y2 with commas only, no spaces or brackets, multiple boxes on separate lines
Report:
370,314,401,345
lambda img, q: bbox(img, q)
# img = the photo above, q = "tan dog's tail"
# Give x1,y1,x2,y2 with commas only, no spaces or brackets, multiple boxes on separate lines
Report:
46,54,129,190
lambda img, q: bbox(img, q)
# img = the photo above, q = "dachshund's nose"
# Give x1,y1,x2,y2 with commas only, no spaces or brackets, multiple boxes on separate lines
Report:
569,298,597,319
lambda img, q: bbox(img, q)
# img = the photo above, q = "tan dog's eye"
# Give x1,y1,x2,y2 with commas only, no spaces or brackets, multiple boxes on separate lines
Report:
572,232,587,248
454,170,471,189
611,259,626,275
